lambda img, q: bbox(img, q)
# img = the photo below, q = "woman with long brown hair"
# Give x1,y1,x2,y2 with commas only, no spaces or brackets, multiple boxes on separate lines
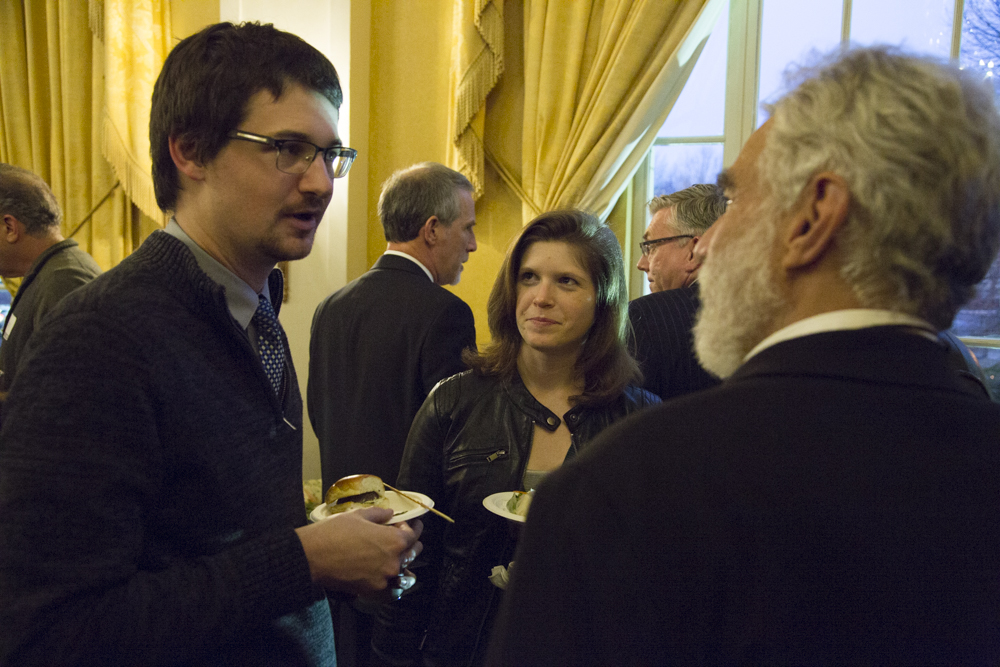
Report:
373,209,659,667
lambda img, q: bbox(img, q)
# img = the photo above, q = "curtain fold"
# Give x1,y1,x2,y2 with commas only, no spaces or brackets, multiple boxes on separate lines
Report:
0,0,166,286
521,0,712,222
447,0,505,199
93,0,170,222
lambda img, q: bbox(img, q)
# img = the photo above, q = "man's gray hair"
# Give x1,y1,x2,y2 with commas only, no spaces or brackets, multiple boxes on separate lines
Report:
760,46,1000,330
378,162,474,243
648,183,727,236
0,164,62,235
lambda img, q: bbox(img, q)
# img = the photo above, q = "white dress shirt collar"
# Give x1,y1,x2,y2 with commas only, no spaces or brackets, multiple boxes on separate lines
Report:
745,309,938,363
383,250,434,282
163,218,266,330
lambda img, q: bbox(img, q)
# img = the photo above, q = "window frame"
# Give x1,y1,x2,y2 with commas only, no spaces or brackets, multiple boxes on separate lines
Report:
634,0,1000,360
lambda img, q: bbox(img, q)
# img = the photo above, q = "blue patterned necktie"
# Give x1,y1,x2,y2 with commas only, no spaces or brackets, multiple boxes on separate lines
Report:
252,294,285,397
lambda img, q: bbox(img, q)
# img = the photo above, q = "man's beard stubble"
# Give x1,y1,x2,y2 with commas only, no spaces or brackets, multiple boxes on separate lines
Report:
693,208,787,379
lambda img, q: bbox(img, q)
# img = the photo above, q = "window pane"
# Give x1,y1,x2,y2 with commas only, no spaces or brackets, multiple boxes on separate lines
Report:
651,143,724,197
658,2,729,138
963,346,1000,397
952,261,1000,336
758,0,842,123
952,0,1000,338
851,0,954,58
960,0,1000,99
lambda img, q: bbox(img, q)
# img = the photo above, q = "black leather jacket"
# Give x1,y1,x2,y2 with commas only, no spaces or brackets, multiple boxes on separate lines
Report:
373,370,659,666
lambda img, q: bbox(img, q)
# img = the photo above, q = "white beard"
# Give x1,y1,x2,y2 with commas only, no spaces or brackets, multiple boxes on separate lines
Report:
694,210,787,379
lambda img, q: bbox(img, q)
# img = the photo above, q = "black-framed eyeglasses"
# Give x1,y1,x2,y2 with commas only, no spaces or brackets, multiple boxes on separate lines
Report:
639,234,694,257
227,130,357,179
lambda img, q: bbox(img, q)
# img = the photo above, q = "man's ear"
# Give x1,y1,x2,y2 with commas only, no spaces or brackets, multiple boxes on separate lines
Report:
1,214,20,244
781,172,849,271
684,235,702,270
168,134,207,181
420,216,442,246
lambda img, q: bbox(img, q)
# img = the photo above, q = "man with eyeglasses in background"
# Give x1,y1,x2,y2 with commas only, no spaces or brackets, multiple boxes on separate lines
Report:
0,22,420,666
629,183,726,400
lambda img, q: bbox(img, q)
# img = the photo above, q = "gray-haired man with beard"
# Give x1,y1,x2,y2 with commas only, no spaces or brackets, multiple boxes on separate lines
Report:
487,47,1000,666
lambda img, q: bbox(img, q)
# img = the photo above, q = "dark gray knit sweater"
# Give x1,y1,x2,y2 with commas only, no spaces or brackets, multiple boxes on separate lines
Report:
0,231,334,666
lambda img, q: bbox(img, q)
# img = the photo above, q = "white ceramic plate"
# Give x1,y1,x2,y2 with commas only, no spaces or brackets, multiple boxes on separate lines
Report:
483,491,527,523
310,490,433,525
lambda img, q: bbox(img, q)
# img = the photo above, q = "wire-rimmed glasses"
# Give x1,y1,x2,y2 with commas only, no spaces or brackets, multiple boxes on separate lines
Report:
639,234,694,257
228,130,357,179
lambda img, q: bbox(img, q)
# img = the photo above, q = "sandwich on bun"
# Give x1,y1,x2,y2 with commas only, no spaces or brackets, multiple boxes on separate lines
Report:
325,474,390,514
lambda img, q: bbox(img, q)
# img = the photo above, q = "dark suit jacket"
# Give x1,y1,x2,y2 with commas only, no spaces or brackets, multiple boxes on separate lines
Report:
0,239,101,394
628,284,719,401
308,254,476,492
488,327,1000,666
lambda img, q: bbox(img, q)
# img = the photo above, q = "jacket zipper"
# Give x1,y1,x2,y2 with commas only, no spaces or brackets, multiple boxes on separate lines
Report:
448,449,508,469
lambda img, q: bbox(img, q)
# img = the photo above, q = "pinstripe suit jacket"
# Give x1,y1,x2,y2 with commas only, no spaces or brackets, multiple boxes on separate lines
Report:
627,283,720,401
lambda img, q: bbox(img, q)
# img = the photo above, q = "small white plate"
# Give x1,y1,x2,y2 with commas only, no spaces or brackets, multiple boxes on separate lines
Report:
483,491,527,523
310,490,433,525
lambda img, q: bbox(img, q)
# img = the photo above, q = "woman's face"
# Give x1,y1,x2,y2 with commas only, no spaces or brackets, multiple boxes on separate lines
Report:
515,240,597,356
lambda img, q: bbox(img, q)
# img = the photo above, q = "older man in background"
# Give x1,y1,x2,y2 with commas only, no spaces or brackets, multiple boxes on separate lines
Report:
309,162,477,494
0,164,101,395
629,184,726,399
489,47,1000,665
636,183,721,293
308,162,476,666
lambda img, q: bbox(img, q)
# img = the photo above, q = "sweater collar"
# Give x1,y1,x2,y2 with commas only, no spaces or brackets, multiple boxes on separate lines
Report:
163,218,273,330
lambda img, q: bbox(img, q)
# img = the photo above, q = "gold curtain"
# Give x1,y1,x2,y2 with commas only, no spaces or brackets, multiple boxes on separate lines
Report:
447,0,504,200
92,0,170,222
0,0,165,294
521,0,711,221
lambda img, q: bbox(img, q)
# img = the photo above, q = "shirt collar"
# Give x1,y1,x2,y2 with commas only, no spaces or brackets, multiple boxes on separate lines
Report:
383,250,434,282
745,309,938,363
164,218,265,329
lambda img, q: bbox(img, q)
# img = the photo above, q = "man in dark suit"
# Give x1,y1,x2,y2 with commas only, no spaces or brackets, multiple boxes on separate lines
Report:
488,47,1000,666
630,184,726,400
308,162,477,490
308,162,476,665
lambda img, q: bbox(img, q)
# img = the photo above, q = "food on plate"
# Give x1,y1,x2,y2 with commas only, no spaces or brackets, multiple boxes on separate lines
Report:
324,474,390,514
505,490,533,517
303,478,323,515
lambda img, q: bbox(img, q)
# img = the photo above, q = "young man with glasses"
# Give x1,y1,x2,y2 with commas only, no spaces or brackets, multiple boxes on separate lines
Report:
628,183,727,400
0,22,420,666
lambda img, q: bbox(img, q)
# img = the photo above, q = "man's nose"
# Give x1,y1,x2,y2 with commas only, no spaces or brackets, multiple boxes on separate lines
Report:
468,231,477,252
300,156,334,198
637,254,649,272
